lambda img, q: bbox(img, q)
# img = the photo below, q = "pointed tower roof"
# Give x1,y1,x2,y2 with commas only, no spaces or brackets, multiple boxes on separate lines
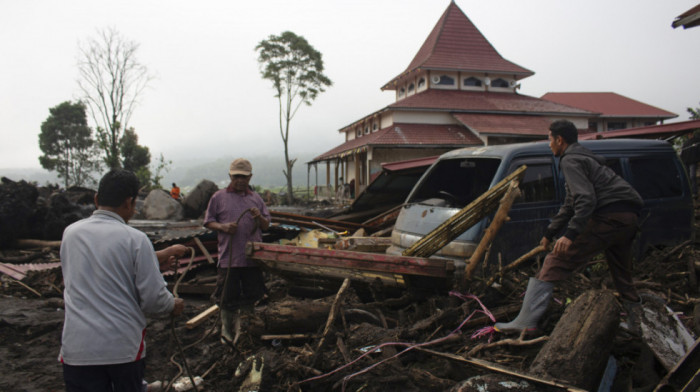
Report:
382,1,534,90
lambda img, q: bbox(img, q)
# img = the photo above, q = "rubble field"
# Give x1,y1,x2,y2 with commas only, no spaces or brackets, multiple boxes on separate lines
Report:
1,225,699,392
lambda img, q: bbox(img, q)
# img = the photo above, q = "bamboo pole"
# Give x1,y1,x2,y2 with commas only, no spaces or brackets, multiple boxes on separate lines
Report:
464,181,521,280
402,165,526,258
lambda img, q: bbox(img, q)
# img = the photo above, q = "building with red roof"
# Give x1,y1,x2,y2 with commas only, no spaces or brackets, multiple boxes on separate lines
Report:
309,1,678,197
541,92,677,133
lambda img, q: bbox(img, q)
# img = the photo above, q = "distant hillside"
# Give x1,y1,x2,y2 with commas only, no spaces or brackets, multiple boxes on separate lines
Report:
1,153,320,190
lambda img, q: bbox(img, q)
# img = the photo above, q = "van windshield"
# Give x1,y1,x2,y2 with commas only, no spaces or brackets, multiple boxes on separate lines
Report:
408,158,501,207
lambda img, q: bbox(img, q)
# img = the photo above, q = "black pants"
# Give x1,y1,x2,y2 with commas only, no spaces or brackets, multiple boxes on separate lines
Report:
63,358,145,392
212,266,266,311
537,212,640,301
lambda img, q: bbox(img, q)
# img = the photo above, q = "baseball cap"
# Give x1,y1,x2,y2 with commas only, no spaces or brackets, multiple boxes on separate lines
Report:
229,158,252,176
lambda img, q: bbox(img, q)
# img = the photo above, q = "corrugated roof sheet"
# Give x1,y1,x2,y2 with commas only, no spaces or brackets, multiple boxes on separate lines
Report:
541,92,677,118
0,262,61,281
312,123,482,162
384,2,533,89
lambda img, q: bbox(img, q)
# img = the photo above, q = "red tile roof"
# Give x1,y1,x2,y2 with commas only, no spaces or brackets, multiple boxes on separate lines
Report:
579,119,700,140
453,113,553,136
388,89,592,115
541,92,676,119
383,2,533,90
312,123,482,162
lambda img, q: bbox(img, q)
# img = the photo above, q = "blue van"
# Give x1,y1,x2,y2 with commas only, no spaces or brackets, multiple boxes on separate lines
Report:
386,139,694,278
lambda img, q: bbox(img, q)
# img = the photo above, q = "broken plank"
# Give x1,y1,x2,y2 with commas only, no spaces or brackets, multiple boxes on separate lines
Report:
186,304,219,329
333,237,392,253
246,242,454,284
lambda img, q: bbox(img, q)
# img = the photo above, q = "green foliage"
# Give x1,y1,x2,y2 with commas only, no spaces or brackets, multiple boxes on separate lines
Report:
120,127,151,182
256,31,332,205
38,101,101,188
150,153,172,189
688,102,700,120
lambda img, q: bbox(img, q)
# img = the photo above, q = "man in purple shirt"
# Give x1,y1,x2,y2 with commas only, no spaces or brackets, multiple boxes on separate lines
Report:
204,158,270,345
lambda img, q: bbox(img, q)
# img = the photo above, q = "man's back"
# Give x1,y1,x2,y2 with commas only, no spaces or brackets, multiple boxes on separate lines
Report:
60,210,172,365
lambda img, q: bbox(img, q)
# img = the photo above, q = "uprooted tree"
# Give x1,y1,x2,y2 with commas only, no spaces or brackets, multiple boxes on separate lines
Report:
38,101,101,188
77,27,152,170
256,31,332,204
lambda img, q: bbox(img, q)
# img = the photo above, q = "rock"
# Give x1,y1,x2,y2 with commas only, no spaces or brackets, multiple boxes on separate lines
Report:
182,180,218,219
143,189,184,220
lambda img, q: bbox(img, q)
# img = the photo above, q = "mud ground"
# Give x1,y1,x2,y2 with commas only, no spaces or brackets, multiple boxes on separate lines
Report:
1,230,699,391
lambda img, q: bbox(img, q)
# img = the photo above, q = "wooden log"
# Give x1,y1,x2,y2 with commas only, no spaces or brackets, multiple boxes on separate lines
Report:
464,181,521,280
333,237,392,252
185,304,219,329
259,299,333,335
529,290,619,391
15,239,62,249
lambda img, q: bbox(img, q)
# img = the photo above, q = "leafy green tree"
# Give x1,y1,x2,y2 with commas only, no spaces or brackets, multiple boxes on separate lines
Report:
77,27,152,169
119,127,151,186
688,102,700,120
256,31,332,204
38,101,101,188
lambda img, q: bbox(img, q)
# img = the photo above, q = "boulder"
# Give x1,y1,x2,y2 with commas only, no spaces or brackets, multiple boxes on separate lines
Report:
182,180,218,219
143,189,184,220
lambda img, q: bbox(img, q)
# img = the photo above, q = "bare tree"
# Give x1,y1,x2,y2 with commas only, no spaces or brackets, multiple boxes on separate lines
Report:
77,27,152,169
256,31,332,204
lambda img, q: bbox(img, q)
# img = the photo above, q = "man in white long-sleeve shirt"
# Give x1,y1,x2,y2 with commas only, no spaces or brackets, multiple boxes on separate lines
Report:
59,169,187,391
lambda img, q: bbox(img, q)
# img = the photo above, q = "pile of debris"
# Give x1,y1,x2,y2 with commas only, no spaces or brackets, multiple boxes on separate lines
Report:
0,176,699,391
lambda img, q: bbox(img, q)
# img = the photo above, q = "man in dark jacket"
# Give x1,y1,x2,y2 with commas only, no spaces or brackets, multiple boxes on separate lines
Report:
495,119,644,334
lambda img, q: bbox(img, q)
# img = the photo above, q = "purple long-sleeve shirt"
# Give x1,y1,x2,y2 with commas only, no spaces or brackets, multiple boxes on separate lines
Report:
204,187,270,268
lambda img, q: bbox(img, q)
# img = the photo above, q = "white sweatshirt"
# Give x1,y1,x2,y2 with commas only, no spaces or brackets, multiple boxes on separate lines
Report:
59,210,174,365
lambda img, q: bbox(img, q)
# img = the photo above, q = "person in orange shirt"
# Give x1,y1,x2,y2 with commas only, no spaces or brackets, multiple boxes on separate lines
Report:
170,183,181,200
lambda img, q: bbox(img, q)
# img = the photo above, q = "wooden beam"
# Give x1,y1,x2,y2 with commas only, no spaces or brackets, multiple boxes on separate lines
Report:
185,304,219,329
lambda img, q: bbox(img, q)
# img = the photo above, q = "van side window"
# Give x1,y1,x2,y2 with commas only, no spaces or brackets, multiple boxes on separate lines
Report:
628,157,682,199
605,158,623,176
515,163,556,203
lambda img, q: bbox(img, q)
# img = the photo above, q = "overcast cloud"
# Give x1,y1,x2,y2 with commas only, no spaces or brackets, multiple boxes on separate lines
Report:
1,0,699,171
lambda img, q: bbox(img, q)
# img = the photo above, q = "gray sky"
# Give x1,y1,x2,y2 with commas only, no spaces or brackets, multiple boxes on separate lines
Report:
1,0,699,170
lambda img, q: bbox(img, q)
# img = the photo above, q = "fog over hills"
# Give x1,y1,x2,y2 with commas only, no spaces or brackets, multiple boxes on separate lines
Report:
0,152,321,191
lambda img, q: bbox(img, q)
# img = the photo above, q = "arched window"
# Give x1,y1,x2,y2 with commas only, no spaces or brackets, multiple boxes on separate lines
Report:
408,83,415,93
491,78,509,88
373,123,378,131
398,87,406,97
357,129,362,137
463,77,482,87
418,78,426,88
436,75,455,85
364,126,370,134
